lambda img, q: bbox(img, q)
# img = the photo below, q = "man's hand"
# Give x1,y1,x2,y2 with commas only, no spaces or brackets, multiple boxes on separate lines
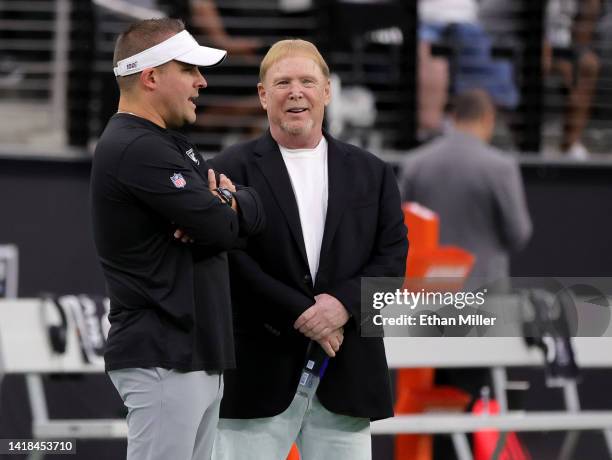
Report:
294,293,350,341
316,327,344,358
173,169,238,243
208,168,238,211
173,228,193,243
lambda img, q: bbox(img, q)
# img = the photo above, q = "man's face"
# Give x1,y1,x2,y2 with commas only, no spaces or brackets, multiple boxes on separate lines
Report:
258,55,331,147
156,60,206,128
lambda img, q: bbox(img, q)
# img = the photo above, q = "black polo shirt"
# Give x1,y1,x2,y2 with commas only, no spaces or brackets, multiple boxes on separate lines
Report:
91,113,263,372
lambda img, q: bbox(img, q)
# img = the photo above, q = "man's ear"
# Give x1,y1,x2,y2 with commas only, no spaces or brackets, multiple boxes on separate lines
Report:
257,82,267,110
323,78,331,107
140,68,157,90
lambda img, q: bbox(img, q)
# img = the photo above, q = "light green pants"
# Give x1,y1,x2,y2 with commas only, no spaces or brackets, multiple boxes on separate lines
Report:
213,393,371,460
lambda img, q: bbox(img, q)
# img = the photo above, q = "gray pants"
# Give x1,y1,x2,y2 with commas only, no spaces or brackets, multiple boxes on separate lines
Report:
109,367,223,460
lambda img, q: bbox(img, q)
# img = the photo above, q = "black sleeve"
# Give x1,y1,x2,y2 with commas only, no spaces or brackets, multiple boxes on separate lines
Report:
233,185,266,237
117,134,239,250
208,152,266,240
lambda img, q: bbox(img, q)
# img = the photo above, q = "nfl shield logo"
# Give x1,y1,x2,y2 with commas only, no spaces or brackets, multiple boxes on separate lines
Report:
170,173,187,188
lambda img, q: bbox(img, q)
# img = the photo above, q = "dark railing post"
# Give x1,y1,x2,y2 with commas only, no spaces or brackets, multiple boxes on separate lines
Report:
67,1,94,147
518,0,545,153
398,1,418,150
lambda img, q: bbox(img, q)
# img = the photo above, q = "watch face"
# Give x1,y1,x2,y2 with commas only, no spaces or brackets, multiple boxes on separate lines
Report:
217,187,232,205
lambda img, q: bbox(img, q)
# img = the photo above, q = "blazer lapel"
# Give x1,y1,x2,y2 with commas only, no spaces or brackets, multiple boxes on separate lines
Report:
253,132,309,266
316,134,351,283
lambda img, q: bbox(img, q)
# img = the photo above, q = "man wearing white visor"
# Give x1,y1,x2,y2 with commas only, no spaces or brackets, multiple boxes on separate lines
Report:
91,18,265,460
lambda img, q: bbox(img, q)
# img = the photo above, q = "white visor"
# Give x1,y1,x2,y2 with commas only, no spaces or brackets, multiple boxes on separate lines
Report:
113,30,227,77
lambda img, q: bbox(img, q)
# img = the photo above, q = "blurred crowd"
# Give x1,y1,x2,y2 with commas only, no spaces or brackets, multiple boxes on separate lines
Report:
0,0,610,158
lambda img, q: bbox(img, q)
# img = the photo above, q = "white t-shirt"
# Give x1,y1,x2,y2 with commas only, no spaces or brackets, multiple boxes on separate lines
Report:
546,0,577,47
418,0,479,25
279,137,328,280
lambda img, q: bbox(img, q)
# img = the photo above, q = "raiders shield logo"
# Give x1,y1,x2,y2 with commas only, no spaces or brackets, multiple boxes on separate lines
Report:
185,148,200,165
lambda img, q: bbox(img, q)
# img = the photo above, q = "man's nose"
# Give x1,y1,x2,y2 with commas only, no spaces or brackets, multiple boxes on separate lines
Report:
288,84,303,99
196,69,207,88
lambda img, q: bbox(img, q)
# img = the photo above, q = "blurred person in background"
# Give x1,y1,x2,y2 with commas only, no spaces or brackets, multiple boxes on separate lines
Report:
543,0,602,159
98,0,262,55
417,0,518,140
211,38,408,460
91,18,264,460
400,89,531,287
418,0,478,138
399,89,532,459
189,0,262,56
188,0,266,139
97,0,263,139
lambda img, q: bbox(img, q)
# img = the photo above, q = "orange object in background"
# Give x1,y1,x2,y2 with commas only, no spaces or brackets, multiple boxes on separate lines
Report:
287,444,300,460
402,202,474,280
395,203,475,460
403,202,439,255
394,368,471,460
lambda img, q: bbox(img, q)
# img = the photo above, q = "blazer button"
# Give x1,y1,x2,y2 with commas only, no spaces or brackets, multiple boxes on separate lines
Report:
303,274,312,284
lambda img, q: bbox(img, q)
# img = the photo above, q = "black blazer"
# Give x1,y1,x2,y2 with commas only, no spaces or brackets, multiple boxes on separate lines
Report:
211,131,408,420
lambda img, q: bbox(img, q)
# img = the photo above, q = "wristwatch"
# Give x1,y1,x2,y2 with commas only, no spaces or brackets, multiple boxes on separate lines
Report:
216,187,233,207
